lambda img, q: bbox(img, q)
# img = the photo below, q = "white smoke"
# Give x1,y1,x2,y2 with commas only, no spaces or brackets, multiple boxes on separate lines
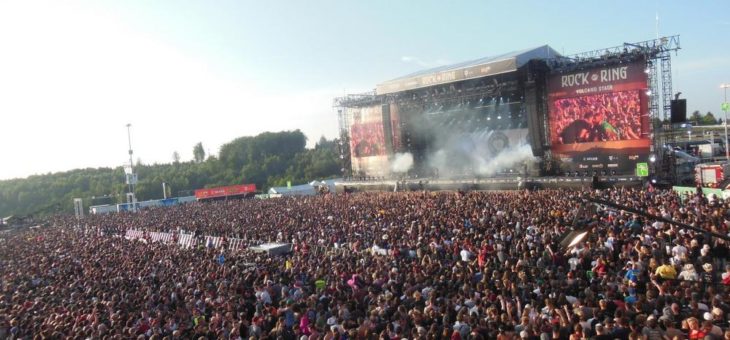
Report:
401,98,537,178
390,152,414,173
428,141,535,178
474,143,535,176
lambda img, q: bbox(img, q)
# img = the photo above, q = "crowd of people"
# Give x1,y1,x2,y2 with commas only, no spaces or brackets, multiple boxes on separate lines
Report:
2,187,730,339
551,91,644,145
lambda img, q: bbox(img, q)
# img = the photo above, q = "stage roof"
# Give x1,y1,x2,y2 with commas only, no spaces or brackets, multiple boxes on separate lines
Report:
376,45,560,95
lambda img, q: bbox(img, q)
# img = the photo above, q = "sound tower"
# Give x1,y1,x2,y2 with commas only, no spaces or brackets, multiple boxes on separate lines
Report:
670,99,687,124
524,60,548,157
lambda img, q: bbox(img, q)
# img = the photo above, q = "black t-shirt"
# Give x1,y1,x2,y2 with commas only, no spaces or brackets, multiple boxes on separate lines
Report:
561,120,592,144
611,326,630,340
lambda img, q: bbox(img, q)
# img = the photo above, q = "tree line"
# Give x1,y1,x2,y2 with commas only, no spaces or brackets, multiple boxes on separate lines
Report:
0,130,342,217
688,110,723,126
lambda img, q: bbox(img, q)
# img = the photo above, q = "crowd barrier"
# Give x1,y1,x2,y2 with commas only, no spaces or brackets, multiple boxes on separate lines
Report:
124,229,249,251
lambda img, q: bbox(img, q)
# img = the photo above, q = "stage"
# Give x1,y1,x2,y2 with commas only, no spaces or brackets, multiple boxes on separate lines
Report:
334,37,681,187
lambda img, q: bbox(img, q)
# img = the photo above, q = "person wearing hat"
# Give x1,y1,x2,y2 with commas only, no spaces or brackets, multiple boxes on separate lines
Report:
701,263,715,284
678,263,698,281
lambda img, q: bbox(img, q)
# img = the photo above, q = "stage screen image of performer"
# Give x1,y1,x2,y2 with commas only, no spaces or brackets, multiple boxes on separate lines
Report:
350,122,386,157
347,105,391,177
551,90,642,145
546,60,650,174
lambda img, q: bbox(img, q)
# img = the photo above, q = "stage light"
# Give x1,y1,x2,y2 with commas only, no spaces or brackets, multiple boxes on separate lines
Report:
563,230,590,250
646,90,652,96
649,155,656,162
560,196,730,255
558,203,594,252
497,116,502,119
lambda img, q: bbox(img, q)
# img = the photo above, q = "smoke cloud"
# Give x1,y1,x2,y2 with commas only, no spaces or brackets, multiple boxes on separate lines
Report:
427,139,535,178
390,152,414,173
473,143,534,176
400,98,536,179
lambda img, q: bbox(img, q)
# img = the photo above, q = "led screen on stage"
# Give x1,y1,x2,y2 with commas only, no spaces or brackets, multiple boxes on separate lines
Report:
348,105,389,176
551,91,642,144
351,122,385,157
547,61,650,174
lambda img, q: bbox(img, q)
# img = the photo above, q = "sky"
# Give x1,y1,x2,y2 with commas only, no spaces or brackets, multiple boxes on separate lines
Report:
0,0,729,180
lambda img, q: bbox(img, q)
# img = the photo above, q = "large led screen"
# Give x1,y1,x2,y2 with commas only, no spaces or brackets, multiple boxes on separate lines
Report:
348,105,389,176
548,61,650,174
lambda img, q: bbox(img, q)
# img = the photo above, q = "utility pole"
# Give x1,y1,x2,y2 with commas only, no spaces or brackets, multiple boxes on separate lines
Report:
721,84,730,162
126,124,137,211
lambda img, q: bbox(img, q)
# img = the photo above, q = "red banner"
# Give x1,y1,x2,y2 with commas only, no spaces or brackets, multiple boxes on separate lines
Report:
195,184,257,199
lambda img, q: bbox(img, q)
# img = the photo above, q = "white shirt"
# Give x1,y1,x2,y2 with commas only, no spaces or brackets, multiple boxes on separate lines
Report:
460,249,472,262
568,257,580,271
671,245,687,260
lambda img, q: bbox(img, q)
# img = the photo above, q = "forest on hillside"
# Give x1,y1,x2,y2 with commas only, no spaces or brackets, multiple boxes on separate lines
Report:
0,130,342,217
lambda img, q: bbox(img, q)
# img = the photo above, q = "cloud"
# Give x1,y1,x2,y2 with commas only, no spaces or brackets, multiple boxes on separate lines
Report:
400,56,449,68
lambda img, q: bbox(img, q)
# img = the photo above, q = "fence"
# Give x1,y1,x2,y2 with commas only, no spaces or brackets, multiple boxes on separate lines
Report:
124,229,249,251
123,230,361,261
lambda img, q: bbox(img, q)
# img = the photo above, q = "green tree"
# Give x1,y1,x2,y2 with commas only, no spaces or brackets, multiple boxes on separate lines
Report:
0,131,342,217
193,142,206,163
701,111,718,125
690,110,702,125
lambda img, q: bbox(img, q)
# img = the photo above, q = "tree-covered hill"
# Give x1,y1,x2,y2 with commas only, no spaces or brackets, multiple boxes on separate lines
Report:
0,130,341,217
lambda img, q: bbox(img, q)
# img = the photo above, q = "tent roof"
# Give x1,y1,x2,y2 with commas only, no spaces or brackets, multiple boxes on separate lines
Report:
268,178,341,195
268,184,316,195
376,45,560,95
